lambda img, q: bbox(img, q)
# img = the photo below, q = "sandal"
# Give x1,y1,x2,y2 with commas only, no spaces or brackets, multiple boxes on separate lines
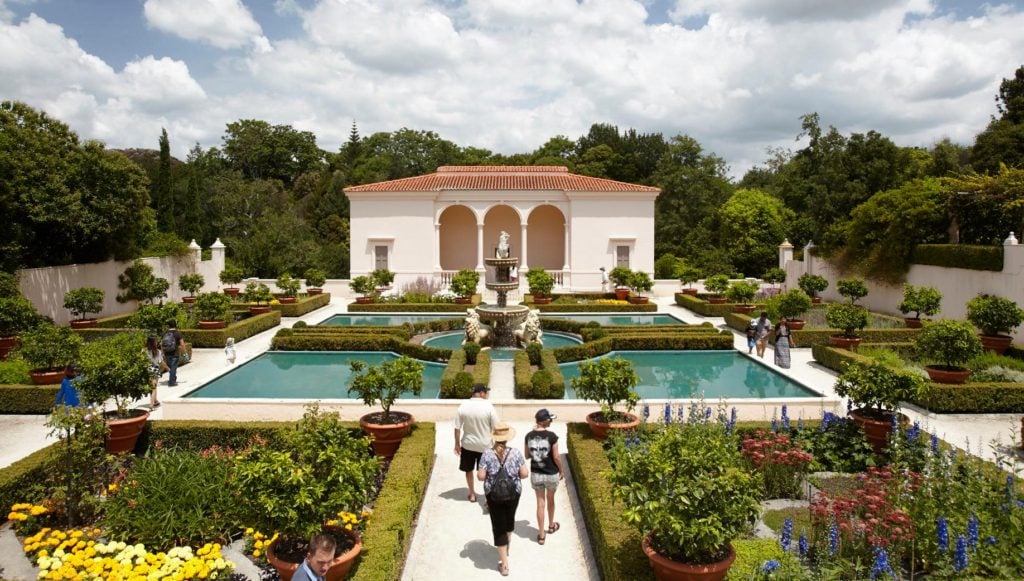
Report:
537,532,546,545
499,563,509,576
547,522,560,534
468,493,477,502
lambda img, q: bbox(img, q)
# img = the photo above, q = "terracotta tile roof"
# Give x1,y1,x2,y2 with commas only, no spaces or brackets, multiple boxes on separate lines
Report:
344,166,660,193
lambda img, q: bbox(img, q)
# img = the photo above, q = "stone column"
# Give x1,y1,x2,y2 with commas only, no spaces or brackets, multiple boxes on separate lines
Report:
1004,232,1023,275
211,238,226,273
188,239,202,266
519,223,529,271
433,223,442,271
778,239,794,269
562,222,570,270
476,223,484,270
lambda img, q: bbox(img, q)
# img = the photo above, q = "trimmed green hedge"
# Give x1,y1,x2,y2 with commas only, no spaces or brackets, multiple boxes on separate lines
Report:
75,311,281,347
0,443,58,515
277,327,413,340
272,293,331,317
271,333,451,362
513,349,566,399
539,319,588,334
912,244,1004,271
439,350,491,398
347,302,470,312
410,318,465,334
675,293,762,317
566,422,653,581
552,333,733,363
529,302,657,313
0,384,59,414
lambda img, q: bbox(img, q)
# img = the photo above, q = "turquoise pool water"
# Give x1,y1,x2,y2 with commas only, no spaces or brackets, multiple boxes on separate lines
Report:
318,313,683,326
560,351,820,399
183,352,446,399
540,314,683,325
422,331,582,360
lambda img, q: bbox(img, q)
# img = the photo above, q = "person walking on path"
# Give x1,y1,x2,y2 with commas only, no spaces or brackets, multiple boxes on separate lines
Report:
290,533,336,581
754,312,772,358
225,337,236,365
525,409,563,545
774,319,795,369
454,383,499,502
144,335,164,408
54,362,81,407
477,422,528,577
161,320,185,387
745,318,757,354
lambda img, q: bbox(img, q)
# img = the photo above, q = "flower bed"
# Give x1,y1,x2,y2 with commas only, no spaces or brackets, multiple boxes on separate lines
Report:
528,295,657,312
347,302,470,312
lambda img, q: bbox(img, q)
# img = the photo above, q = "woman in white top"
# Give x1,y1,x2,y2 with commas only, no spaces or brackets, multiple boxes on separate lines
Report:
144,335,164,408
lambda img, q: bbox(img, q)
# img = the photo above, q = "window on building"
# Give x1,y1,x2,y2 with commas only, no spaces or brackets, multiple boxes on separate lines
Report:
616,245,630,268
375,245,389,271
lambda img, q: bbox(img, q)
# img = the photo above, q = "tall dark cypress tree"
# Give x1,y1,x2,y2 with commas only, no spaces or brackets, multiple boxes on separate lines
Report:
155,128,175,232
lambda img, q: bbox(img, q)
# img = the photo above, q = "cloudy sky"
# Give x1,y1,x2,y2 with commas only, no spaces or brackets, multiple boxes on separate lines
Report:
2,0,1023,177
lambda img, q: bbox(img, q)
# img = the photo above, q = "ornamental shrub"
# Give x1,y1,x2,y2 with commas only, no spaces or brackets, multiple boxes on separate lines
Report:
303,268,327,289
628,271,654,294
116,260,169,305
525,342,543,366
704,274,730,295
966,294,1024,336
898,284,942,319
127,303,186,335
609,267,633,288
0,296,41,337
193,292,234,323
242,281,273,305
219,265,245,286
836,278,869,304
371,268,395,288
797,273,828,297
531,369,553,396
570,356,639,420
275,273,301,298
654,254,679,279
777,289,812,320
825,304,869,338
449,268,480,298
17,324,83,372
76,332,153,417
63,287,105,320
350,276,375,297
0,272,20,299
348,356,424,421
177,274,205,297
762,267,786,286
526,268,555,297
676,264,701,287
463,341,481,365
833,360,926,414
725,280,758,304
914,319,983,369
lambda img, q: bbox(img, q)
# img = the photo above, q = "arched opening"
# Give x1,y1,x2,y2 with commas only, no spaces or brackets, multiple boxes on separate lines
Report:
527,205,565,270
439,205,476,270
483,205,521,260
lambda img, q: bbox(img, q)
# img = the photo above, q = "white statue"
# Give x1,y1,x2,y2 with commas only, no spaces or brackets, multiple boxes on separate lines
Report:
463,309,491,346
514,309,543,348
497,231,510,258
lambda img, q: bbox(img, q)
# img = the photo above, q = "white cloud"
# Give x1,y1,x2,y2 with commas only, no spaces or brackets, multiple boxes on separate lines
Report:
143,0,271,51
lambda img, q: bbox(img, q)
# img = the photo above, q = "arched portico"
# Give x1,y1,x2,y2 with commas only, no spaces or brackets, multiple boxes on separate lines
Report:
526,204,567,271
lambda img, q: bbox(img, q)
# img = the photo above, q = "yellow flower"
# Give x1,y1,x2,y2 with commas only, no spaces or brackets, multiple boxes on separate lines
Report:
252,550,260,558
244,528,253,535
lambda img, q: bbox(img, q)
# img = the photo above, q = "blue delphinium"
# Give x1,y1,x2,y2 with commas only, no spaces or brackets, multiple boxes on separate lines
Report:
870,546,893,580
931,433,939,454
829,523,839,556
797,417,804,431
798,534,808,558
678,402,687,422
664,402,672,424
705,406,712,420
937,516,949,552
781,405,790,431
954,535,969,572
642,403,649,422
771,417,779,433
760,559,780,574
967,515,979,550
906,421,920,442
780,517,793,551
987,536,997,546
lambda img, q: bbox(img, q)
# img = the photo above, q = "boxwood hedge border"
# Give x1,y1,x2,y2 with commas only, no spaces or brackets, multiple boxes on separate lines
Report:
74,311,281,347
272,293,331,317
0,384,59,414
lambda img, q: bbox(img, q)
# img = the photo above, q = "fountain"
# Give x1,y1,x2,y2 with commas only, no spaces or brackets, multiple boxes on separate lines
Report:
463,231,534,349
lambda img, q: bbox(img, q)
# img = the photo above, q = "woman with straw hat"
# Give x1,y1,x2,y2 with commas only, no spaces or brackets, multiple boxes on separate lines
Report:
477,422,528,576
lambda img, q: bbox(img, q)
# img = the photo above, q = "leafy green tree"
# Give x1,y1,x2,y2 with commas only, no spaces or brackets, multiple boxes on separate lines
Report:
972,65,1024,174
222,119,326,186
345,128,465,184
713,189,793,277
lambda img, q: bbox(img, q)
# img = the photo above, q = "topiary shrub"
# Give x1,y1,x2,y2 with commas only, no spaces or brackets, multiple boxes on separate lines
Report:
63,287,105,321
17,324,83,373
292,321,308,329
836,278,869,304
275,273,301,298
303,268,327,289
531,369,553,396
450,371,474,399
898,284,942,320
219,265,245,287
825,304,869,338
464,342,481,365
762,267,786,286
777,289,812,321
966,294,1024,337
797,273,828,298
526,342,543,366
193,292,234,323
914,319,983,370
704,274,730,296
724,280,758,304
177,274,205,298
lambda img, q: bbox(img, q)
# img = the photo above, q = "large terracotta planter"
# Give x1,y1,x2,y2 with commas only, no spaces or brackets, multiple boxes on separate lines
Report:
614,288,630,301
533,296,552,305
811,296,822,304
198,320,226,330
268,527,362,581
0,336,17,360
454,297,472,304
732,304,756,314
979,334,1013,355
925,365,971,384
278,297,297,304
904,317,923,329
585,411,640,440
707,297,726,304
642,533,735,581
681,288,699,296
30,369,65,385
106,410,150,454
355,297,374,304
629,296,649,305
307,288,323,295
850,408,906,455
829,335,862,351
359,411,414,458
223,288,240,298
69,319,98,329
786,319,805,331
182,296,197,304
249,306,271,315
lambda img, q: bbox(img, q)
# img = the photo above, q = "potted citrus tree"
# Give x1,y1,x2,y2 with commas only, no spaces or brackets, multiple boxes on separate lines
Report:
833,360,926,454
350,275,376,304
797,273,828,304
776,288,812,330
628,271,654,304
450,268,481,304
371,268,395,292
724,280,758,313
233,405,379,581
914,319,983,384
194,291,234,329
608,414,760,581
177,274,204,304
525,268,555,304
762,267,786,290
836,277,869,304
0,296,40,360
825,303,869,350
704,274,730,304
304,268,327,295
275,273,301,304
348,356,425,457
571,356,640,440
63,287,105,328
18,324,83,385
243,281,274,315
676,264,701,296
898,284,941,328
219,265,245,298
609,267,633,301
966,293,1023,354
76,332,153,453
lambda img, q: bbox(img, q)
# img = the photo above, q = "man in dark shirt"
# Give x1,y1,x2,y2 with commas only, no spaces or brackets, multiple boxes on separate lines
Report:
162,320,185,387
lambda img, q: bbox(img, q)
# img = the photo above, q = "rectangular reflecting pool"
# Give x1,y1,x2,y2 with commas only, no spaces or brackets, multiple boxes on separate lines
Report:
538,314,683,325
183,352,446,399
559,351,821,399
319,312,684,327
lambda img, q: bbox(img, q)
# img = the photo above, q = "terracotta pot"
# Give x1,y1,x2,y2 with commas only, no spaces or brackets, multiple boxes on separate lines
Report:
30,369,65,385
355,297,374,305
0,335,17,360
224,288,240,298
925,365,971,384
249,306,272,315
787,319,805,331
198,320,226,330
811,296,822,304
585,411,640,440
69,319,98,329
642,533,735,581
182,296,197,304
707,297,727,304
278,297,297,304
306,288,323,295
106,410,150,454
454,297,472,304
979,334,1013,355
359,411,414,458
533,296,553,305
268,526,362,581
732,304,756,314
904,317,923,329
681,288,699,296
828,335,862,351
850,408,906,455
614,288,630,301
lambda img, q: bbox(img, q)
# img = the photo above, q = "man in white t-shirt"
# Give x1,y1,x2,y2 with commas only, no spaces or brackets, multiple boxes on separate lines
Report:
454,383,499,502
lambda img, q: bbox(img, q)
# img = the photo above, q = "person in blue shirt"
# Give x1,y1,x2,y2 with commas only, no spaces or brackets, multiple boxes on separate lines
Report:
54,362,81,407
291,534,336,581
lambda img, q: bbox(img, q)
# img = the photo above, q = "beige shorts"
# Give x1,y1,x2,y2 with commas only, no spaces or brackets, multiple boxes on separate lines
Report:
530,472,560,490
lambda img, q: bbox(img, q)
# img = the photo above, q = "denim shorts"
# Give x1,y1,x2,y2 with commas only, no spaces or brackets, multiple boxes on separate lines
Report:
530,472,560,490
